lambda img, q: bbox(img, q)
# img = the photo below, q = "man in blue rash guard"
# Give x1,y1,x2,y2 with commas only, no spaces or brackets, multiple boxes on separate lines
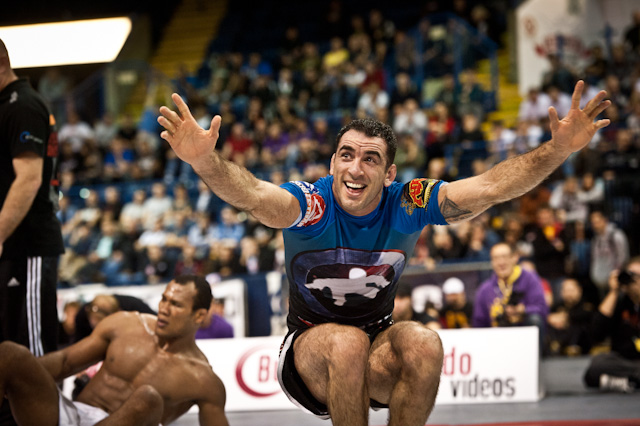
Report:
158,80,610,426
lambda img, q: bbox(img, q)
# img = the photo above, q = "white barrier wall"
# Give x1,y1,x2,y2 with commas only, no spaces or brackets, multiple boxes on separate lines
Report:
516,0,639,95
197,326,540,412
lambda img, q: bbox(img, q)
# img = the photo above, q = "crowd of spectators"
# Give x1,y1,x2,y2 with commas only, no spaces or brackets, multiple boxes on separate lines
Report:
38,3,640,363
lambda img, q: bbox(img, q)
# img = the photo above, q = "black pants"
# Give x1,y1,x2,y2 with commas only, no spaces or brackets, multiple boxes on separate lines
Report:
583,352,640,388
0,255,59,426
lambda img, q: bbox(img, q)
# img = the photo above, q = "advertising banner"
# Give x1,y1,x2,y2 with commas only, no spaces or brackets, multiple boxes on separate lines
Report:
197,326,540,412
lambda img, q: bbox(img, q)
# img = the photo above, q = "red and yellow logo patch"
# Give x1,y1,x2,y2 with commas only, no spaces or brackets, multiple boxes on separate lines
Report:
402,178,439,215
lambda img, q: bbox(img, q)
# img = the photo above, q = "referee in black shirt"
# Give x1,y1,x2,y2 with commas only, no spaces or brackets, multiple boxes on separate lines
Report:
0,39,64,357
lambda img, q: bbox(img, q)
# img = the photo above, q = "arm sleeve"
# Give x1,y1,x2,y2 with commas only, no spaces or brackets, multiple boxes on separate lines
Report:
280,181,326,229
7,102,49,158
395,179,448,231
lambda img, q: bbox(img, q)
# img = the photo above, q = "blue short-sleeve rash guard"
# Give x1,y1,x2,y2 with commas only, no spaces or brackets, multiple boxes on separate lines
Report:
280,175,447,332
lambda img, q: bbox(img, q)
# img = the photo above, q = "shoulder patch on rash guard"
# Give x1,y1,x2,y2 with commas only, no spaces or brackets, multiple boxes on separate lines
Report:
293,181,326,227
401,178,440,216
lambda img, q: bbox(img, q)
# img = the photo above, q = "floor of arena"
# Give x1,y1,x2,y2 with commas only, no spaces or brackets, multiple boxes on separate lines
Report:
171,357,639,425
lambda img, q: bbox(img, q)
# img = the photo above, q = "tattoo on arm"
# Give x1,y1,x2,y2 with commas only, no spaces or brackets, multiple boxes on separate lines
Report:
439,196,473,223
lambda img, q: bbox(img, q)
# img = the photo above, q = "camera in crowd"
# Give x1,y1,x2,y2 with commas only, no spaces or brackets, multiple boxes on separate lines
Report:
617,270,637,287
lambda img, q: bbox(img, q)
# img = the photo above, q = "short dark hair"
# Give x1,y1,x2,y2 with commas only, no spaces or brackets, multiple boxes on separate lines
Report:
173,275,212,311
335,118,397,166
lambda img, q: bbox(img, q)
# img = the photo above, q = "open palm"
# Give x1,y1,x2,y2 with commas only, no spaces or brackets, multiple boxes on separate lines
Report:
549,81,610,154
158,93,222,166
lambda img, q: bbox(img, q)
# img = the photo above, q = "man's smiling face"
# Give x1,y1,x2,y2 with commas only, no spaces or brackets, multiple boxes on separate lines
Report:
330,129,396,216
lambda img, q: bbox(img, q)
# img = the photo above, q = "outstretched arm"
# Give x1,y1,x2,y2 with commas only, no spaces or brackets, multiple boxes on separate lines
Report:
438,81,610,224
158,94,300,229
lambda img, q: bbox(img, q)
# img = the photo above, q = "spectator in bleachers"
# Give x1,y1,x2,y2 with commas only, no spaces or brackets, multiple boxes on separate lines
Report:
602,128,640,185
584,45,608,86
58,222,96,285
547,86,572,119
518,183,551,227
170,183,193,215
542,54,576,94
119,189,146,229
583,257,640,393
519,87,551,122
394,133,426,183
195,179,221,219
487,119,516,163
187,212,215,255
428,226,464,262
455,112,484,144
425,101,455,159
389,72,419,109
624,11,640,58
59,109,95,153
550,176,589,224
603,74,629,112
141,245,173,284
75,189,102,229
393,283,441,329
56,194,78,229
454,69,485,119
137,218,169,249
462,221,493,261
392,30,415,74
393,98,427,141
102,186,123,222
529,206,569,298
439,277,473,329
174,244,204,277
103,135,135,181
611,44,636,90
211,206,246,245
590,210,630,297
141,182,173,230
472,242,548,346
323,37,350,71
93,112,118,154
196,298,234,339
204,241,245,280
358,81,389,116
546,278,594,356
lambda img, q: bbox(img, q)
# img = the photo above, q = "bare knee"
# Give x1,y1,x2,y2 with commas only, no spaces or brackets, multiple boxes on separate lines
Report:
325,326,370,370
392,323,443,376
0,341,32,369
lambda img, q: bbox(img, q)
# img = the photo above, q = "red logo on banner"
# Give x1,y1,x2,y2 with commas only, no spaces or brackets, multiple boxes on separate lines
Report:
235,345,280,398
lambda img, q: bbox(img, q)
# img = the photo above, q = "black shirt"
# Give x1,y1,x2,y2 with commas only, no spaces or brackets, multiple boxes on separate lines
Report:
592,295,640,360
0,78,64,258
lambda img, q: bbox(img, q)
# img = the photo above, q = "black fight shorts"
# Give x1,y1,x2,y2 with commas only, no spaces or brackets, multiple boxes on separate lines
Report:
277,322,391,418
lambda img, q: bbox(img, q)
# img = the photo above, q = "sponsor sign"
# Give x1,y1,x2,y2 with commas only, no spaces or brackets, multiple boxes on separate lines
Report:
197,327,540,412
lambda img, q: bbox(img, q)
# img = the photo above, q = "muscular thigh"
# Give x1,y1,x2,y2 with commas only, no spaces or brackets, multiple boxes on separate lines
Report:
293,324,370,403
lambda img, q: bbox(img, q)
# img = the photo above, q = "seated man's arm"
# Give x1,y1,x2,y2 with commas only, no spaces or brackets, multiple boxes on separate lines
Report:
38,311,120,381
437,81,610,224
158,94,300,229
197,374,229,426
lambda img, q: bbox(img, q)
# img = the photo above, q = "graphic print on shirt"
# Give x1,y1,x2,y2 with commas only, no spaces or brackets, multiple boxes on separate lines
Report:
290,248,406,320
293,181,326,227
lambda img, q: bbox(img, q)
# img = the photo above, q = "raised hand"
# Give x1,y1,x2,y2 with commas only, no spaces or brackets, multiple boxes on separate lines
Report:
549,80,611,154
157,94,222,166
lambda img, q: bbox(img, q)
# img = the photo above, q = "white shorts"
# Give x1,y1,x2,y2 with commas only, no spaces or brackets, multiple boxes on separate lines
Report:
58,390,109,426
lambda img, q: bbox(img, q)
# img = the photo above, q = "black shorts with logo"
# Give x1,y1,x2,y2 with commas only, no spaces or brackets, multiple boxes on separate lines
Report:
276,317,392,418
